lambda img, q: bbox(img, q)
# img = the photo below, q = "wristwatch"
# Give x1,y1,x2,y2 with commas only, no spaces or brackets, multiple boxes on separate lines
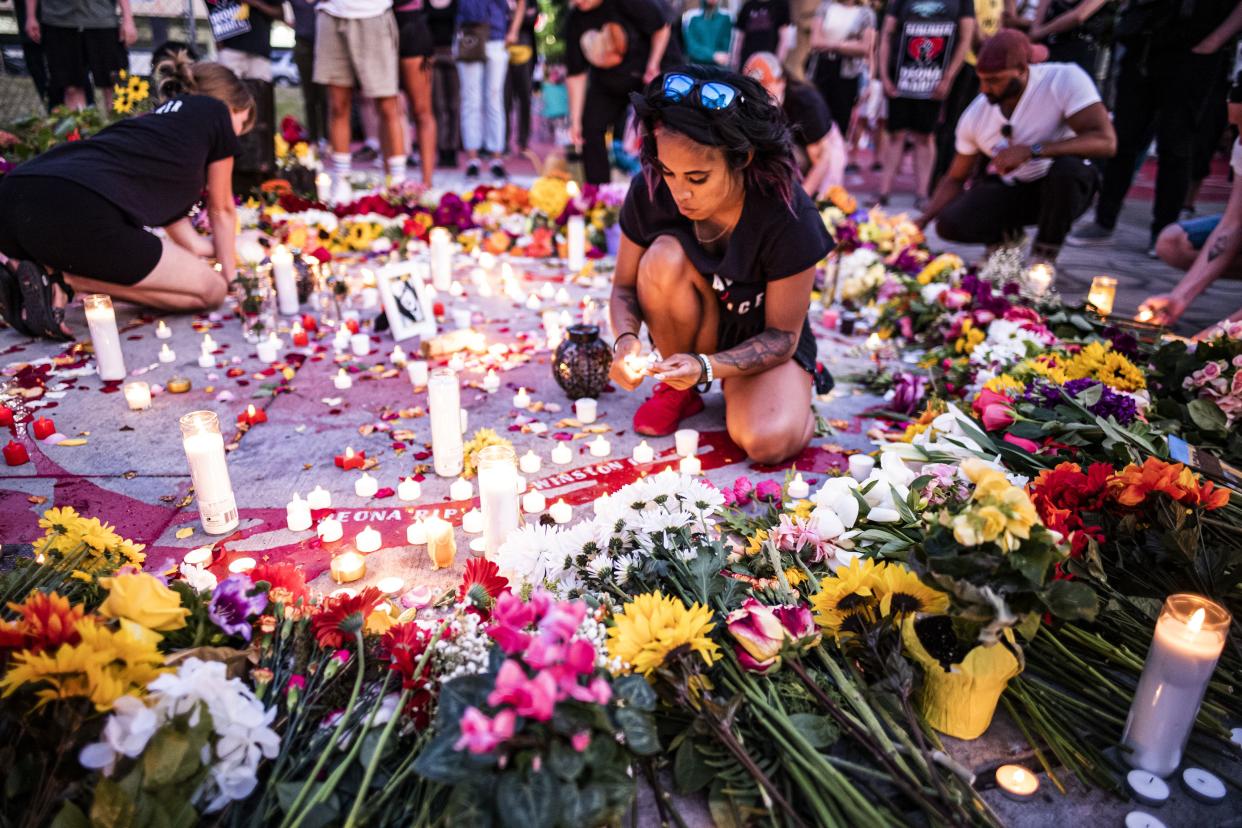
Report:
1030,143,1043,158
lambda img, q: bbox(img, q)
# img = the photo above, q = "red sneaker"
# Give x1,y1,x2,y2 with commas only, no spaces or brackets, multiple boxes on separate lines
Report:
633,383,705,437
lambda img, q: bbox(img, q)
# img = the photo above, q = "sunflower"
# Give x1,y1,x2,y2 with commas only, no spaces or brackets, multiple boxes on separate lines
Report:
607,591,720,676
811,558,880,634
744,528,768,556
874,564,949,618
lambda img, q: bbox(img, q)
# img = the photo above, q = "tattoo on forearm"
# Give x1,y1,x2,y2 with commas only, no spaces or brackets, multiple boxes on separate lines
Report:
713,328,797,373
610,287,643,335
1206,232,1232,263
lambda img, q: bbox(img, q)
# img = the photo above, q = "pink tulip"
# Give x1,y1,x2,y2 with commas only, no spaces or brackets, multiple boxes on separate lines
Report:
1002,433,1040,453
726,598,786,673
981,404,1016,431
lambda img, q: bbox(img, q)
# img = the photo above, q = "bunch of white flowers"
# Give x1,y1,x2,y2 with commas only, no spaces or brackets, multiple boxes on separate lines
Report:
432,607,492,684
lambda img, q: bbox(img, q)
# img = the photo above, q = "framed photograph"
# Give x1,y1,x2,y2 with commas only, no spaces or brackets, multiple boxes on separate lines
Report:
377,260,437,343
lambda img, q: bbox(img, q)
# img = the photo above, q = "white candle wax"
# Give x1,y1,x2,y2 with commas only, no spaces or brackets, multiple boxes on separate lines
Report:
513,388,531,409
286,493,312,531
183,546,212,565
680,455,702,476
317,516,343,543
428,368,464,477
256,337,278,364
1123,813,1167,828
574,398,597,424
567,215,586,272
519,450,541,474
307,485,331,510
430,228,453,291
156,343,175,363
355,525,382,553
271,245,299,315
551,442,573,465
549,499,572,524
674,428,699,458
390,345,407,365
849,454,876,482
155,320,172,339
462,509,484,534
350,333,371,357
522,489,546,513
123,381,151,411
180,412,238,535
1181,768,1226,804
84,295,127,381
354,472,378,498
449,477,474,501
197,352,215,369
406,520,426,545
477,446,520,557
995,765,1038,801
787,473,810,500
407,360,429,388
525,294,541,311
397,477,421,501
334,369,353,390
1125,770,1170,806
228,557,256,574
632,440,654,464
588,436,611,457
377,576,405,595
1122,597,1230,776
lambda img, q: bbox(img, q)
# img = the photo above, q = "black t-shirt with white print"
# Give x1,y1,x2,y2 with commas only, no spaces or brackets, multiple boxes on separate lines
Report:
619,172,832,374
11,95,242,228
565,0,682,84
884,0,973,99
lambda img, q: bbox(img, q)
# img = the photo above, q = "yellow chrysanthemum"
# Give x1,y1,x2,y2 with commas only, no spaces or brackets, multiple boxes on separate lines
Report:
607,592,720,676
874,564,949,617
954,319,984,355
954,460,1040,550
38,506,81,536
791,499,814,521
811,558,881,633
984,375,1026,396
528,176,571,218
783,567,808,588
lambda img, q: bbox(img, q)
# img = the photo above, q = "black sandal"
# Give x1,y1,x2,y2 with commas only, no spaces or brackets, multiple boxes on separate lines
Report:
0,262,36,337
13,261,73,341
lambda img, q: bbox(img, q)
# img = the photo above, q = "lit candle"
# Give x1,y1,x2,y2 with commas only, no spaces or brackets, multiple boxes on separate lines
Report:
995,765,1039,801
183,546,212,566
256,334,279,364
291,322,309,347
462,508,484,534
407,360,429,388
318,516,343,542
449,476,473,501
286,493,312,531
549,499,572,524
540,282,555,299
787,472,810,500
155,320,172,339
271,245,299,315
237,404,267,426
331,551,366,583
316,172,331,201
397,476,421,501
350,333,371,357
197,350,215,369
406,520,426,545
1087,275,1118,316
680,455,702,476
1122,594,1231,777
1026,263,1054,297
83,294,127,381
158,343,176,364
180,411,239,535
333,368,353,390
674,428,699,458
307,485,331,510
588,435,611,457
519,450,541,474
228,556,256,574
848,453,876,482
477,445,520,556
513,387,531,409
333,329,351,353
574,398,597,424
482,369,500,393
354,472,378,498
554,287,571,306
551,441,573,465
525,293,542,311
425,515,456,568
123,381,151,411
452,308,472,330
522,489,546,514
430,227,453,291
428,368,464,477
334,446,366,470
630,440,654,464
567,214,586,273
377,576,405,595
355,525,382,553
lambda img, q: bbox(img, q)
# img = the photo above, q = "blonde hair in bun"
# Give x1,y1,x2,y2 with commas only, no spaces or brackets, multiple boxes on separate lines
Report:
154,50,255,134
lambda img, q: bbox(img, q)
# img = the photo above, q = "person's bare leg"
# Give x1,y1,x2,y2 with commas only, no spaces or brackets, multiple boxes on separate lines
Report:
164,217,215,257
63,85,86,110
64,239,229,312
635,236,719,357
1155,225,1199,271
328,85,352,154
401,56,437,186
723,360,815,464
878,128,905,199
912,133,935,201
376,95,403,169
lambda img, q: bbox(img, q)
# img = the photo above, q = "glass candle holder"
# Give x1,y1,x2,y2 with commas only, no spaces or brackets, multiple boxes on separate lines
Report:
428,367,464,477
83,294,127,381
478,445,520,557
1122,594,1231,776
1087,276,1117,316
179,411,239,535
552,324,611,400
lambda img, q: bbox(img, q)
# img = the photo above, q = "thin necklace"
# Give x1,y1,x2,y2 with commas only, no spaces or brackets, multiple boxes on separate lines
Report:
693,213,738,245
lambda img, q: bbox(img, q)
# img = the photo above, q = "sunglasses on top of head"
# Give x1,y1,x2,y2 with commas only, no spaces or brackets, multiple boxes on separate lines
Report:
661,73,745,110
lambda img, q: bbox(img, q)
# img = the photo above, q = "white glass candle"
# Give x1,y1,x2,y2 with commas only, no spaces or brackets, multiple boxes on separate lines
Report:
428,367,464,477
588,436,611,457
1026,263,1054,298
317,516,343,543
574,397,597,424
406,520,426,545
271,245,299,315
462,508,484,534
355,525,382,553
478,445,520,557
519,450,541,474
333,329,351,353
787,472,810,500
567,214,586,272
397,477,421,501
680,455,702,476
450,477,473,501
430,227,453,291
674,428,699,458
307,485,331,510
407,360,429,388
286,493,312,531
424,515,455,568
316,172,331,202
256,335,279,364
354,472,378,498
549,499,572,524
123,381,151,411
632,440,655,464
1087,275,1117,316
551,441,573,465
198,351,215,369
331,551,366,583
334,369,353,390
180,411,238,535
1122,594,1231,776
522,489,546,514
84,294,126,381
849,453,876,482
155,320,172,339
350,333,371,357
513,387,531,409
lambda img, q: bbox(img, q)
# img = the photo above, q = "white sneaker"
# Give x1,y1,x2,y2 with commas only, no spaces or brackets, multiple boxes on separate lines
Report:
331,179,353,205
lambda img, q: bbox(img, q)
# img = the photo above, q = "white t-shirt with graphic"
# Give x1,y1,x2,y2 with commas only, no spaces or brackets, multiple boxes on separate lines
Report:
955,62,1101,183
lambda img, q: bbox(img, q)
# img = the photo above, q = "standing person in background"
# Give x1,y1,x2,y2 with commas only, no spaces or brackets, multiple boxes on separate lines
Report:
504,0,538,155
314,0,407,199
931,0,1003,189
428,0,461,170
13,0,51,109
396,0,438,187
457,0,521,180
1027,0,1113,78
682,0,733,68
733,0,793,68
291,0,327,146
25,0,137,111
875,0,974,207
566,0,680,185
810,0,876,141
206,0,279,192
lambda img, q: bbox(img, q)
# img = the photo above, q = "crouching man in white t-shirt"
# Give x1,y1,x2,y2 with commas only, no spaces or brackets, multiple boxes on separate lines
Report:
914,29,1115,265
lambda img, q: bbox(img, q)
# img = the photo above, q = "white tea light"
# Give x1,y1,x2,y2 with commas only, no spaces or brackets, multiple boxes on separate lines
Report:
551,442,573,465
286,493,312,532
355,525,382,553
519,450,541,474
377,576,405,595
306,485,331,510
123,381,151,411
158,343,176,364
674,428,699,458
317,516,343,543
183,546,212,566
513,387,531,409
397,477,421,501
574,398,597,424
155,320,172,339
407,359,429,388
679,455,702,476
462,509,484,534
334,369,353,390
354,472,379,498
406,520,426,545
588,435,611,457
995,765,1038,801
632,440,654,464
228,557,256,574
1125,770,1170,806
849,453,876,482
350,333,371,357
450,477,474,502
1180,768,1226,804
787,472,810,500
549,499,572,524
522,489,546,513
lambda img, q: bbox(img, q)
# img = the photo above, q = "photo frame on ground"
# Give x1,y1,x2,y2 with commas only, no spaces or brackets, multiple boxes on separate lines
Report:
377,260,437,343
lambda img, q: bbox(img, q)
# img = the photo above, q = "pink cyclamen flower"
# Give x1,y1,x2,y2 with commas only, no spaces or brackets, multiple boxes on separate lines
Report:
571,730,592,753
487,660,559,721
754,480,782,502
455,707,517,754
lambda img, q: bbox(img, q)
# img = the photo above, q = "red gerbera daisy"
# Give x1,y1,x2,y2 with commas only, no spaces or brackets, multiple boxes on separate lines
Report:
312,587,383,649
250,562,310,607
2,591,85,653
457,558,509,612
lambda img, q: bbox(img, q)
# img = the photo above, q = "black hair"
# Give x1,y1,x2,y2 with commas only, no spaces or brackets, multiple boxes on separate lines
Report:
631,65,801,212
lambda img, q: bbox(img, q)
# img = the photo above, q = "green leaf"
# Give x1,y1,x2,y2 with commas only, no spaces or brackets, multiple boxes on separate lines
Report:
615,707,660,756
496,766,556,828
569,784,607,825
685,548,727,604
412,733,474,784
673,739,714,793
613,674,657,712
1187,399,1228,434
49,802,90,828
89,778,136,828
142,726,201,789
549,739,586,782
1007,541,1059,586
1042,579,1099,621
786,713,839,748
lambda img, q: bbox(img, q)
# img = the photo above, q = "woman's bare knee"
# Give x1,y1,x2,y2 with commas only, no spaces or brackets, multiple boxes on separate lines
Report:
1155,225,1196,271
731,419,810,465
637,235,691,290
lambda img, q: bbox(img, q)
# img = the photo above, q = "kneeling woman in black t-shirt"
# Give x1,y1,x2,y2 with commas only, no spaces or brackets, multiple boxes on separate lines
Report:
0,52,252,339
610,66,834,464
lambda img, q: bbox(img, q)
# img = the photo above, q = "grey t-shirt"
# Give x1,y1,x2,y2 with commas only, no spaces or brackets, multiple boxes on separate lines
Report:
39,0,119,29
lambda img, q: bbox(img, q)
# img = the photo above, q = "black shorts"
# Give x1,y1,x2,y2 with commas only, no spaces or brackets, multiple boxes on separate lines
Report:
396,11,435,59
42,24,127,91
0,175,162,286
886,96,941,134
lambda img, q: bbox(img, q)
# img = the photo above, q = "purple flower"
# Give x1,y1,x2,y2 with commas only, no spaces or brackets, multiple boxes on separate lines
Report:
891,247,924,275
1101,326,1141,358
1023,379,1139,425
890,371,928,415
208,575,268,641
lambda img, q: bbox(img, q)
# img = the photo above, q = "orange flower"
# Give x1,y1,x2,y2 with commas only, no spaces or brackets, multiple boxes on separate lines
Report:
483,230,512,254
826,185,857,214
1109,457,1231,510
2,591,85,653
